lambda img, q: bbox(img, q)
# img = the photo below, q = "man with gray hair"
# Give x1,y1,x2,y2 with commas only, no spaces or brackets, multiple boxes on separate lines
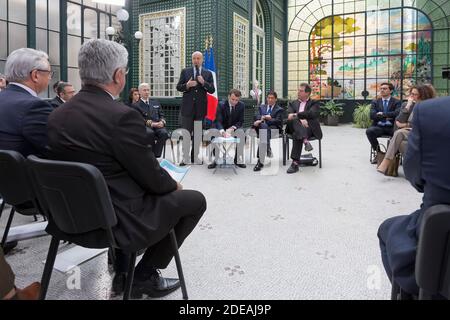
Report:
0,48,54,157
176,51,215,165
47,39,206,299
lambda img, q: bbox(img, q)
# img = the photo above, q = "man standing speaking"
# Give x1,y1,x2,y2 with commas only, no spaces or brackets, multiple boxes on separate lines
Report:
177,51,215,165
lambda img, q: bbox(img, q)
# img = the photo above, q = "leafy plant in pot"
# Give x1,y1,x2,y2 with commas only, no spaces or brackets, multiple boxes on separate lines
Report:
353,103,372,128
320,100,344,126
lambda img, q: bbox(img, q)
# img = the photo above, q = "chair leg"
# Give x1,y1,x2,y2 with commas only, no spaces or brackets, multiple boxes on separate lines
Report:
286,138,290,161
169,229,188,300
123,252,137,300
39,237,60,300
170,139,175,163
319,139,322,169
1,207,15,248
0,199,5,220
282,135,287,166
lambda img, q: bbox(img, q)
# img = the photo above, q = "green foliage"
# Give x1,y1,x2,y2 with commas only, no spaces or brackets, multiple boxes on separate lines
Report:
320,100,345,117
353,103,372,129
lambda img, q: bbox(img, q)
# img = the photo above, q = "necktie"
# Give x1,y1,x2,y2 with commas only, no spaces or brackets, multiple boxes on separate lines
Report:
268,106,272,115
383,100,388,113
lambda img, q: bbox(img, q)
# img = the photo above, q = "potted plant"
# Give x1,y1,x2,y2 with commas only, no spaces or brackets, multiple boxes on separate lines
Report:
353,103,372,128
320,100,345,126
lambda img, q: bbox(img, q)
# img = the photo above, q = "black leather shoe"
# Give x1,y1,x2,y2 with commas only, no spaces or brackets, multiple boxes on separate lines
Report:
3,240,18,255
253,161,264,172
132,272,181,298
208,162,217,169
235,163,247,169
287,162,300,174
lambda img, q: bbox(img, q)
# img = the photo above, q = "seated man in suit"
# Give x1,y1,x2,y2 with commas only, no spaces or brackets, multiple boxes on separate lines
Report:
286,83,323,174
0,48,54,157
132,83,169,158
47,39,206,298
253,91,284,172
366,83,402,163
0,48,54,253
49,82,75,108
378,95,450,297
208,89,246,169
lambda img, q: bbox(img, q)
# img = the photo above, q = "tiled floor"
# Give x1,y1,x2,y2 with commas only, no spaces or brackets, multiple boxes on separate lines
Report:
1,124,423,300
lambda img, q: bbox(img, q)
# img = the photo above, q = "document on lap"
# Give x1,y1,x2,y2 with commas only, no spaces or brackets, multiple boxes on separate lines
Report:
160,159,190,183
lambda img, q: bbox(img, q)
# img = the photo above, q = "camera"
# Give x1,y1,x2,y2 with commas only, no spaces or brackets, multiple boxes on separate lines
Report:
443,67,450,80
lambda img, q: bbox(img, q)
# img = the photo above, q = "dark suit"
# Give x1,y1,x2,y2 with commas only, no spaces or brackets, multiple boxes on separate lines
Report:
176,67,215,162
366,97,402,150
132,99,169,158
213,100,245,163
286,99,323,161
0,84,53,157
378,97,450,295
49,96,64,109
253,104,284,162
47,85,206,273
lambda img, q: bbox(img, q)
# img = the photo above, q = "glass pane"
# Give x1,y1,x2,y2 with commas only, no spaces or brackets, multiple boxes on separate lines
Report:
389,33,401,54
0,21,6,59
67,35,81,68
67,3,82,36
9,0,27,24
36,0,47,29
8,23,27,54
36,28,48,53
49,31,60,65
389,9,402,33
49,0,60,31
0,0,6,20
377,35,389,55
84,9,98,39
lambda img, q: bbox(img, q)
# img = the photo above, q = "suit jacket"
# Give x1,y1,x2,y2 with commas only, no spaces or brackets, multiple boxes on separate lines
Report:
380,97,450,295
396,102,416,125
287,99,323,140
370,97,402,126
0,84,53,157
132,99,166,124
47,85,178,252
215,100,245,131
49,96,64,109
254,104,284,130
176,67,215,118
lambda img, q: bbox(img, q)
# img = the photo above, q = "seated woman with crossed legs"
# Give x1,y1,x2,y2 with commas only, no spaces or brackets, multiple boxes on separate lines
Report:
377,84,436,175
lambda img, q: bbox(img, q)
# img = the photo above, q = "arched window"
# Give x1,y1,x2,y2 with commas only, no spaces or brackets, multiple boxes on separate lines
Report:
308,8,432,100
253,0,265,101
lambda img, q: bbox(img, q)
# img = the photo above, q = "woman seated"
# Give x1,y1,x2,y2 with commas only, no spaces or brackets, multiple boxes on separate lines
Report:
377,84,436,174
127,87,140,107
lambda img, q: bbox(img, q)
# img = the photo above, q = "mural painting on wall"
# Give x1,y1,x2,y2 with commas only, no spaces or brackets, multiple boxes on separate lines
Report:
309,8,432,100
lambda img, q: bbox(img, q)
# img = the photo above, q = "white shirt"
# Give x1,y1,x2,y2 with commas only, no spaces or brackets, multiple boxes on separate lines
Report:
10,82,38,97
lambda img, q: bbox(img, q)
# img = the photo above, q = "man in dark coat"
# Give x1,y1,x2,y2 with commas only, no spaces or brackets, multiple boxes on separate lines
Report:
378,95,450,296
47,39,206,299
176,51,215,165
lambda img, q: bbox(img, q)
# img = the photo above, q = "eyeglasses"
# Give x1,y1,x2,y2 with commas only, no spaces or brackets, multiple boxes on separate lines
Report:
34,69,55,78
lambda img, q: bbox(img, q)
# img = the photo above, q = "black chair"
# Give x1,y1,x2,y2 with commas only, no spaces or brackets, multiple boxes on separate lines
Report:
391,204,450,300
0,150,46,250
415,204,450,300
26,155,188,300
284,134,323,169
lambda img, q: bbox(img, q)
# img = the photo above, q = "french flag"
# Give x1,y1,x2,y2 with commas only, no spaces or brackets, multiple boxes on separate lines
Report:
204,47,218,122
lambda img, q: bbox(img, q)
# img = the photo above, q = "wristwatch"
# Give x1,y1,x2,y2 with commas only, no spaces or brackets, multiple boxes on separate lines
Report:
146,120,153,127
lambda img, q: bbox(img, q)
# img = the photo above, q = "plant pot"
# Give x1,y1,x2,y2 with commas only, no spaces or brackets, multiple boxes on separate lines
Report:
325,115,339,126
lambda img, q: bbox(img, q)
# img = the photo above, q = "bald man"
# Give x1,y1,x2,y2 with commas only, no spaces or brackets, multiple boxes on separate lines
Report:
176,51,215,165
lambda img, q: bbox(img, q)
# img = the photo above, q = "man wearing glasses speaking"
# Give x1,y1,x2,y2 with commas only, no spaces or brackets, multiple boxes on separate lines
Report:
0,48,54,158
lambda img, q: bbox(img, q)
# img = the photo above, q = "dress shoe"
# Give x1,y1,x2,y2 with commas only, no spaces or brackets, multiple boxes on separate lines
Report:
131,271,180,299
234,162,247,169
287,162,300,174
253,161,264,172
3,240,18,255
208,162,217,169
370,158,378,165
179,162,187,167
304,141,313,152
12,282,41,300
